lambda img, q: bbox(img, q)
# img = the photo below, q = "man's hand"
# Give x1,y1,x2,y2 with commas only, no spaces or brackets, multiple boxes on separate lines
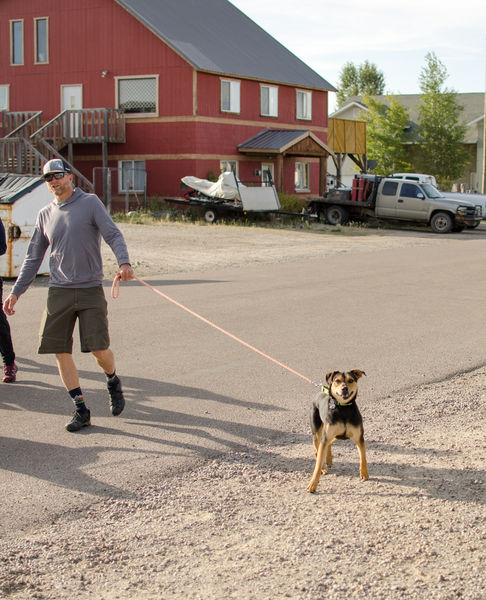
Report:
3,293,18,316
118,263,134,282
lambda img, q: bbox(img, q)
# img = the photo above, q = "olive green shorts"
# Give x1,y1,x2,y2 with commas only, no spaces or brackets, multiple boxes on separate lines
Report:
38,286,110,354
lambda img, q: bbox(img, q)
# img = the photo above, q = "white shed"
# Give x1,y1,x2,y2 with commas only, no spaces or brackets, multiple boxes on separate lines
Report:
0,174,51,278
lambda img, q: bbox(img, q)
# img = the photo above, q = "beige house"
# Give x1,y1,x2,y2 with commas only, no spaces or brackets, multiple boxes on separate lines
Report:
329,93,485,192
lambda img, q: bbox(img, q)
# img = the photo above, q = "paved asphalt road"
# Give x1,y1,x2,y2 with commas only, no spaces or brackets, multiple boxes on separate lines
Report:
2,235,486,534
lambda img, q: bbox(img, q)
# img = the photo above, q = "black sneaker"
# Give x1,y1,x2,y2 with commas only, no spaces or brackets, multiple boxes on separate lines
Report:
65,408,91,432
107,376,125,416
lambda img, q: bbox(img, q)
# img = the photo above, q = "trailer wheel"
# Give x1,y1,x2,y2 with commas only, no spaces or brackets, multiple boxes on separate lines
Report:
203,209,218,223
325,205,349,226
430,211,453,233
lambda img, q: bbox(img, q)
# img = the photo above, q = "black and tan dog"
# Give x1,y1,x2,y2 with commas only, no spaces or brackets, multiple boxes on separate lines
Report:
307,370,368,493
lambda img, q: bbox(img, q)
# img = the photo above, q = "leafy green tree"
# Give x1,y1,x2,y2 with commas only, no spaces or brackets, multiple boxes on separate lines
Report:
359,95,412,174
336,60,385,108
416,52,469,188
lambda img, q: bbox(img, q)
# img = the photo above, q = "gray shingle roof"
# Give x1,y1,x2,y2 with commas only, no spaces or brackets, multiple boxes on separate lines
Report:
115,0,336,91
335,93,484,125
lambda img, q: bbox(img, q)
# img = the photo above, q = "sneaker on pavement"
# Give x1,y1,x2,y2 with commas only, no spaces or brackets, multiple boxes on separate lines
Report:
3,363,18,383
107,376,125,416
65,408,91,432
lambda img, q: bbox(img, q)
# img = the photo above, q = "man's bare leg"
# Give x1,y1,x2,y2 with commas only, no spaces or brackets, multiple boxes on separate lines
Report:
92,348,125,416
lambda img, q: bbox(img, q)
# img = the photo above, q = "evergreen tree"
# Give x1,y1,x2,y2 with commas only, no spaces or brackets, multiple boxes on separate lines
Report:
359,95,412,175
336,60,385,108
416,52,469,188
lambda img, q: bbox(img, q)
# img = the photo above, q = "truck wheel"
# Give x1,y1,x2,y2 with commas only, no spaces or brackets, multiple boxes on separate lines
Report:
325,205,349,226
203,209,218,223
430,212,453,233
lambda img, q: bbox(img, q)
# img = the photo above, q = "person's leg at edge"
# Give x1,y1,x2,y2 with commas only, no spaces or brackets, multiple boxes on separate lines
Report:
0,279,17,383
56,352,91,432
92,348,125,416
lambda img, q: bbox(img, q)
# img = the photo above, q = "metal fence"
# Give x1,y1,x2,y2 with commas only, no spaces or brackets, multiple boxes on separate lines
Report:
92,166,147,213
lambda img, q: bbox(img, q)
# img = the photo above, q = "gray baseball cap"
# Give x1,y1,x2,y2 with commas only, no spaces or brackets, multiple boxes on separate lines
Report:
42,159,72,178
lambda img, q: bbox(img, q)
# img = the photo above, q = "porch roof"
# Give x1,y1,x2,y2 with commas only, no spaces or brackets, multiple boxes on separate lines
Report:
238,129,334,156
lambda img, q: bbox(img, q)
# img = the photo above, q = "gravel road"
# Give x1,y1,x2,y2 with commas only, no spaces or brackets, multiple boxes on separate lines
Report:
1,222,485,599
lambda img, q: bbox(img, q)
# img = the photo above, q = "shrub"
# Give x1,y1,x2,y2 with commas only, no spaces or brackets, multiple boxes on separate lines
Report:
278,193,308,213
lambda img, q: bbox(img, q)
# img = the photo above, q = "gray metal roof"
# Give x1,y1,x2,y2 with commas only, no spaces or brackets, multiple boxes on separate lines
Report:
0,174,44,204
238,129,334,155
115,0,336,91
238,129,309,150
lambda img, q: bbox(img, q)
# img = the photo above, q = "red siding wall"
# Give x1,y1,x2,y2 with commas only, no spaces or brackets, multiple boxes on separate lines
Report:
0,0,330,200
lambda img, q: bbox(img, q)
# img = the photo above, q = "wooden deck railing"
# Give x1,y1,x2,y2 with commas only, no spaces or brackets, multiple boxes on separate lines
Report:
30,108,126,145
1,111,42,138
4,111,43,140
1,108,125,195
0,137,94,192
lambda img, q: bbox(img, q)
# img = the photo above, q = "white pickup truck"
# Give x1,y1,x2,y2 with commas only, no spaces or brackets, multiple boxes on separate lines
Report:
307,175,482,233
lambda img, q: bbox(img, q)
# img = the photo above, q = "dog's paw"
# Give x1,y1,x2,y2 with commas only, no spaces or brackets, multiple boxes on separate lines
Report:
360,471,369,481
307,482,318,493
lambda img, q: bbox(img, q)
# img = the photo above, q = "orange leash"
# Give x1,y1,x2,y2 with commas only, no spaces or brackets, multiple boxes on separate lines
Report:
112,274,321,388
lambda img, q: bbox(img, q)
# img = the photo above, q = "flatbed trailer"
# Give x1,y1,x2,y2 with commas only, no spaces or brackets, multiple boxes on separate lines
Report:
164,195,314,223
164,173,314,222
164,195,245,223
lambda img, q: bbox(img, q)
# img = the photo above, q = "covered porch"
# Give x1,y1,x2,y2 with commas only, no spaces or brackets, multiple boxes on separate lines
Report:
237,129,334,196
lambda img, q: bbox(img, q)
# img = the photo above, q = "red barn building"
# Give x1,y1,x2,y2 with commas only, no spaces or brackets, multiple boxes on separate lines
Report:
0,0,336,207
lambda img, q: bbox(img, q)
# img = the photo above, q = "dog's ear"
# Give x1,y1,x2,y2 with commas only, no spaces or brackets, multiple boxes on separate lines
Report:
349,369,366,380
326,370,341,384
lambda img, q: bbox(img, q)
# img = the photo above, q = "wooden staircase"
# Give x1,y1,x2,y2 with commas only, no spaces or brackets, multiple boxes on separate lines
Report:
0,109,126,193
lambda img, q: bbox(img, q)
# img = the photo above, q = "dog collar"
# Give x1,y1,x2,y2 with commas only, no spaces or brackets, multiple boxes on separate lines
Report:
323,385,355,406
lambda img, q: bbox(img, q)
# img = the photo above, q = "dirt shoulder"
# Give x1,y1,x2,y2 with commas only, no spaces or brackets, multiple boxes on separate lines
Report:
101,221,448,278
1,223,485,600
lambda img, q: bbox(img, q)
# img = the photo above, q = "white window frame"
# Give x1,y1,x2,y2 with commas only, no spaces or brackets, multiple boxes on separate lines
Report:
260,85,278,117
261,163,274,185
34,17,49,64
10,19,24,66
118,160,146,192
115,75,159,117
220,160,238,176
295,162,310,191
296,89,312,120
0,85,10,111
220,79,240,114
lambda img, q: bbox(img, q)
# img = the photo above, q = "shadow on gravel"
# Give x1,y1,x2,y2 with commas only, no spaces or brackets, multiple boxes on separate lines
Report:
362,459,486,506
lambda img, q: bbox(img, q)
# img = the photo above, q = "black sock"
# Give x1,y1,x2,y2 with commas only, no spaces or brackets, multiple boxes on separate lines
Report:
105,371,117,383
68,387,87,412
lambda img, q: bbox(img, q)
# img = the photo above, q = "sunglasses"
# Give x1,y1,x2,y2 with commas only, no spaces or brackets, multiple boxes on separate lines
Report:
44,172,66,182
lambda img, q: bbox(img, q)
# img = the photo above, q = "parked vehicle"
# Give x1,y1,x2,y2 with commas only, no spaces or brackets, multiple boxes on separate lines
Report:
441,191,486,227
390,173,438,187
166,171,293,223
307,174,481,233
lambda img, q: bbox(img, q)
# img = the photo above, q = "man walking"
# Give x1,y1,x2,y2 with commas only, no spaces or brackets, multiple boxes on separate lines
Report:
3,159,134,432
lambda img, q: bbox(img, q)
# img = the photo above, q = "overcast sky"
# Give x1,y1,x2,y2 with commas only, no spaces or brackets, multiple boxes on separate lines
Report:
230,0,486,112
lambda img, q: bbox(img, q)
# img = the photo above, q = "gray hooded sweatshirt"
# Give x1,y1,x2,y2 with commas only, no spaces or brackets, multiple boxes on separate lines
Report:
12,188,130,298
